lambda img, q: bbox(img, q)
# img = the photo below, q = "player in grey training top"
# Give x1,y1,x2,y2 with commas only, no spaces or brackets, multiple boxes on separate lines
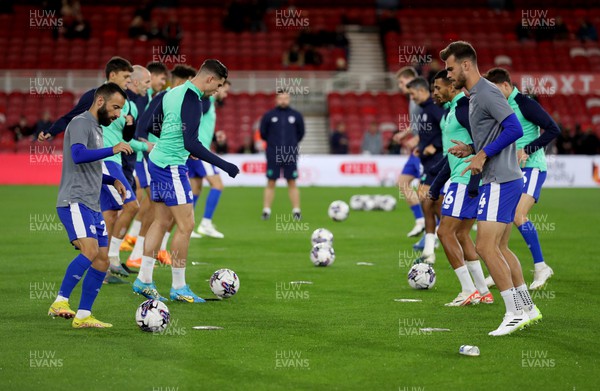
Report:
49,83,134,329
57,111,111,211
465,78,523,184
441,41,541,337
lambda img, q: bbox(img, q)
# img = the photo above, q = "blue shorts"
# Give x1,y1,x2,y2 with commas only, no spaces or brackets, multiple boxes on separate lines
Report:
148,158,194,206
477,178,524,223
100,161,136,211
522,168,547,203
186,158,220,178
57,203,108,248
401,153,422,178
135,159,151,189
266,157,298,180
442,182,477,220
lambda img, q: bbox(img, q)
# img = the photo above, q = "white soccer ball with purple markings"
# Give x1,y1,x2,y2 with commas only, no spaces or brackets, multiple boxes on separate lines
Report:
136,299,170,332
310,243,335,266
328,200,349,221
407,263,436,289
380,195,397,211
362,196,376,211
210,268,240,298
349,195,364,210
311,228,334,246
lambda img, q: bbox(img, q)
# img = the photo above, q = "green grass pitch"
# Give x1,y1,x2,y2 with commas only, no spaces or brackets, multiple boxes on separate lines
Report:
0,185,598,391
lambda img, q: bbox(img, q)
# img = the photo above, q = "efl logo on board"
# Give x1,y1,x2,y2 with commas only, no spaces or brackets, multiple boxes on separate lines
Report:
242,162,266,174
340,162,378,175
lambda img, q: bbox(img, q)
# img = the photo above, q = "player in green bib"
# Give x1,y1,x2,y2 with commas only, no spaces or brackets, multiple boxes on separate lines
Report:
133,60,239,303
430,70,493,306
187,81,231,239
100,65,154,280
484,68,561,290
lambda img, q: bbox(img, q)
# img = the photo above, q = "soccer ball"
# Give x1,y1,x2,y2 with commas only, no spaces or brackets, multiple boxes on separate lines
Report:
349,195,364,210
380,195,397,211
209,268,240,298
328,200,349,221
407,263,436,289
311,228,334,246
135,299,170,332
310,243,335,266
362,196,376,211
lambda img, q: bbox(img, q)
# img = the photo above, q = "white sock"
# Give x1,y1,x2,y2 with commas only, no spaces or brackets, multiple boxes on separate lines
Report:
138,255,156,283
515,284,535,312
201,218,211,226
416,217,424,226
54,295,69,303
160,232,170,251
108,237,123,259
466,260,489,295
127,220,141,237
129,236,144,260
454,265,476,293
423,233,436,255
292,208,301,214
534,261,547,271
75,309,91,319
500,288,522,314
263,207,271,214
172,267,186,289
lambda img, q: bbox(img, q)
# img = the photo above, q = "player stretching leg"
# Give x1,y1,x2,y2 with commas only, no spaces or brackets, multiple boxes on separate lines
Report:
133,60,239,302
100,66,154,279
49,84,133,327
128,65,197,265
442,41,541,336
429,70,493,305
395,67,425,237
484,68,560,290
406,77,444,264
188,80,231,238
121,62,170,250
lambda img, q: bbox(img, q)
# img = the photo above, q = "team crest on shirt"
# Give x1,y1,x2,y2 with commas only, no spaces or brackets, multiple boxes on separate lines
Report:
271,117,278,122
288,116,296,124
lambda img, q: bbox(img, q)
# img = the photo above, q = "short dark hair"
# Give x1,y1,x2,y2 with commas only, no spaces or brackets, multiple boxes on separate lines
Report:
95,82,127,102
433,69,451,84
146,61,169,76
396,66,418,79
406,76,429,91
439,41,477,64
200,59,228,80
104,57,134,80
170,64,197,80
484,67,512,86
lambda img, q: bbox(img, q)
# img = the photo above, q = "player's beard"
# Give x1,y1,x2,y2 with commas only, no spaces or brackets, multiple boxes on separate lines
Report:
97,104,113,126
452,71,467,90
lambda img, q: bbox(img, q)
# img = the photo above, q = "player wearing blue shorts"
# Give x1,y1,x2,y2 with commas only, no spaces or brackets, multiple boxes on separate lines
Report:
127,65,197,268
48,83,133,328
100,65,154,279
406,77,444,264
429,70,493,306
442,41,541,336
484,68,560,290
133,60,239,303
395,67,425,237
187,80,231,239
121,62,169,252
260,93,305,221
